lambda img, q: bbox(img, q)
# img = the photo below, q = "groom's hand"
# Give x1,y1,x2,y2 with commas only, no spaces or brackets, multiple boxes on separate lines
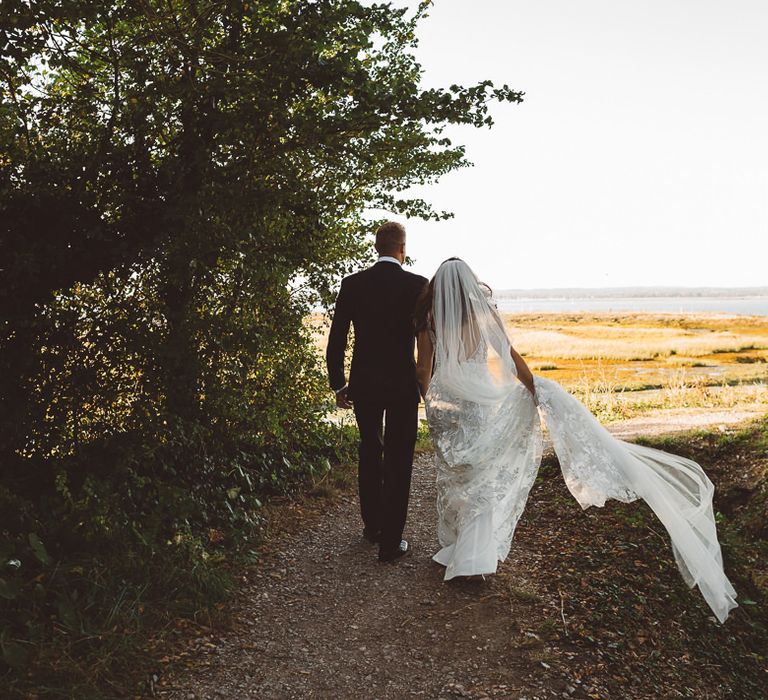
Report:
335,388,353,409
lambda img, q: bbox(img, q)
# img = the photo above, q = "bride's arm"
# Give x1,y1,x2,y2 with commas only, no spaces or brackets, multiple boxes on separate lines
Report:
416,329,434,399
510,346,536,398
489,306,536,399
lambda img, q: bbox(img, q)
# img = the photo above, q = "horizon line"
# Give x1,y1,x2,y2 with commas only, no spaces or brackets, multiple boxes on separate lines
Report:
493,285,768,296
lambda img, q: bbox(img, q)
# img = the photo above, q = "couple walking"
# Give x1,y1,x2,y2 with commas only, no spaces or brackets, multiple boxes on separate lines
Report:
326,222,737,623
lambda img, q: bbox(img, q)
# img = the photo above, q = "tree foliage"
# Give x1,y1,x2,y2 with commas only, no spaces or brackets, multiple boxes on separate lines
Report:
0,0,522,691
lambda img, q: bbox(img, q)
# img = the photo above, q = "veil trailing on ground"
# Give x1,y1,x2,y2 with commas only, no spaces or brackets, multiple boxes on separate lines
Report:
426,259,737,623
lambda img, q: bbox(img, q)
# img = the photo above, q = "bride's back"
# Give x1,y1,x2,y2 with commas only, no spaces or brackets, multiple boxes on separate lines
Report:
427,258,518,403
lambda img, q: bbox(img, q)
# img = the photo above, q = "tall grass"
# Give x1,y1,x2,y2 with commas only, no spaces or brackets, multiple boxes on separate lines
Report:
573,363,631,422
573,369,768,422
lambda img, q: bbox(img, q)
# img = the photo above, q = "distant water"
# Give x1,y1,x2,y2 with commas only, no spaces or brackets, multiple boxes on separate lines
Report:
495,296,768,316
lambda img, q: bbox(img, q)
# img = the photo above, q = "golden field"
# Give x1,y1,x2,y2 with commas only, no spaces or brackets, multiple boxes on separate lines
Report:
310,312,768,422
501,313,768,421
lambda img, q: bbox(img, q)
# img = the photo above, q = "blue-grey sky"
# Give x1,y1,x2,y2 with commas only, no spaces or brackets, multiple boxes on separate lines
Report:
397,0,768,289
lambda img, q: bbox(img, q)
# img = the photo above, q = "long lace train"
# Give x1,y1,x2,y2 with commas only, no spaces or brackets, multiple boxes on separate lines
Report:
422,257,736,622
427,374,738,623
534,376,737,623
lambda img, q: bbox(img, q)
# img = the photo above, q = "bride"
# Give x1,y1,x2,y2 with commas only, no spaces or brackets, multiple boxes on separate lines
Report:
414,257,738,623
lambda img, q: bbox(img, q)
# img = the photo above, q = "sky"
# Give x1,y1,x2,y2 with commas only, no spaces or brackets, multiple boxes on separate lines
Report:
393,0,768,289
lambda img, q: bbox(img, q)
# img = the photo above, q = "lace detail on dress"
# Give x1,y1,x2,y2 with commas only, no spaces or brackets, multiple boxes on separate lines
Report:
426,364,542,577
422,258,735,621
534,377,636,507
425,371,737,622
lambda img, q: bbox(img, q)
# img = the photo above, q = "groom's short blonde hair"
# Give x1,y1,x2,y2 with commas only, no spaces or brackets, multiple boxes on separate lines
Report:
375,221,406,255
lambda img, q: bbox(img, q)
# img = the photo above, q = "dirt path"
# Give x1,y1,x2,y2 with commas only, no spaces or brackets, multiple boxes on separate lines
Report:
602,408,766,441
154,411,766,699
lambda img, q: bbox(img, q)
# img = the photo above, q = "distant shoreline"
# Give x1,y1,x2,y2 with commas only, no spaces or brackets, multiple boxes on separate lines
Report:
495,295,768,316
494,286,768,300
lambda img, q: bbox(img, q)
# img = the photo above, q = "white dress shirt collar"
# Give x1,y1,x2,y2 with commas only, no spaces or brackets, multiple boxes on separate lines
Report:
376,256,402,266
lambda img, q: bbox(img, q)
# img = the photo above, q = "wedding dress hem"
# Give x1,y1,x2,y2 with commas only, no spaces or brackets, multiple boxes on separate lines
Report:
432,509,502,580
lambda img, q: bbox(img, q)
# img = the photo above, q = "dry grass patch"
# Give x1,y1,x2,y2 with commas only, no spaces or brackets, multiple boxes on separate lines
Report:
506,314,768,362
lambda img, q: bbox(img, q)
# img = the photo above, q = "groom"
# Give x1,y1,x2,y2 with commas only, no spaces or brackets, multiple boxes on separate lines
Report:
326,222,428,562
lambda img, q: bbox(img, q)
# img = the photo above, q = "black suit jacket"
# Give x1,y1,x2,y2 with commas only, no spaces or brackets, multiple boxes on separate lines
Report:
326,261,428,405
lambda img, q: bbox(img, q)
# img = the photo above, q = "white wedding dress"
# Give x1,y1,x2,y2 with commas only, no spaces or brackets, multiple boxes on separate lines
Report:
424,260,738,623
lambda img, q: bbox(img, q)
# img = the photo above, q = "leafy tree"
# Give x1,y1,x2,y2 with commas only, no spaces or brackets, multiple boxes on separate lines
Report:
0,0,521,691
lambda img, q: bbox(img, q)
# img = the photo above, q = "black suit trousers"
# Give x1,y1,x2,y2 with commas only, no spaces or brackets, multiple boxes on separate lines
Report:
353,399,419,550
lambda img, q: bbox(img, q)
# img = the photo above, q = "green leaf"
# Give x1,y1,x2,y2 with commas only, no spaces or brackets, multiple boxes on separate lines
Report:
0,577,20,600
28,533,51,565
57,596,79,631
0,540,14,560
1,639,28,668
